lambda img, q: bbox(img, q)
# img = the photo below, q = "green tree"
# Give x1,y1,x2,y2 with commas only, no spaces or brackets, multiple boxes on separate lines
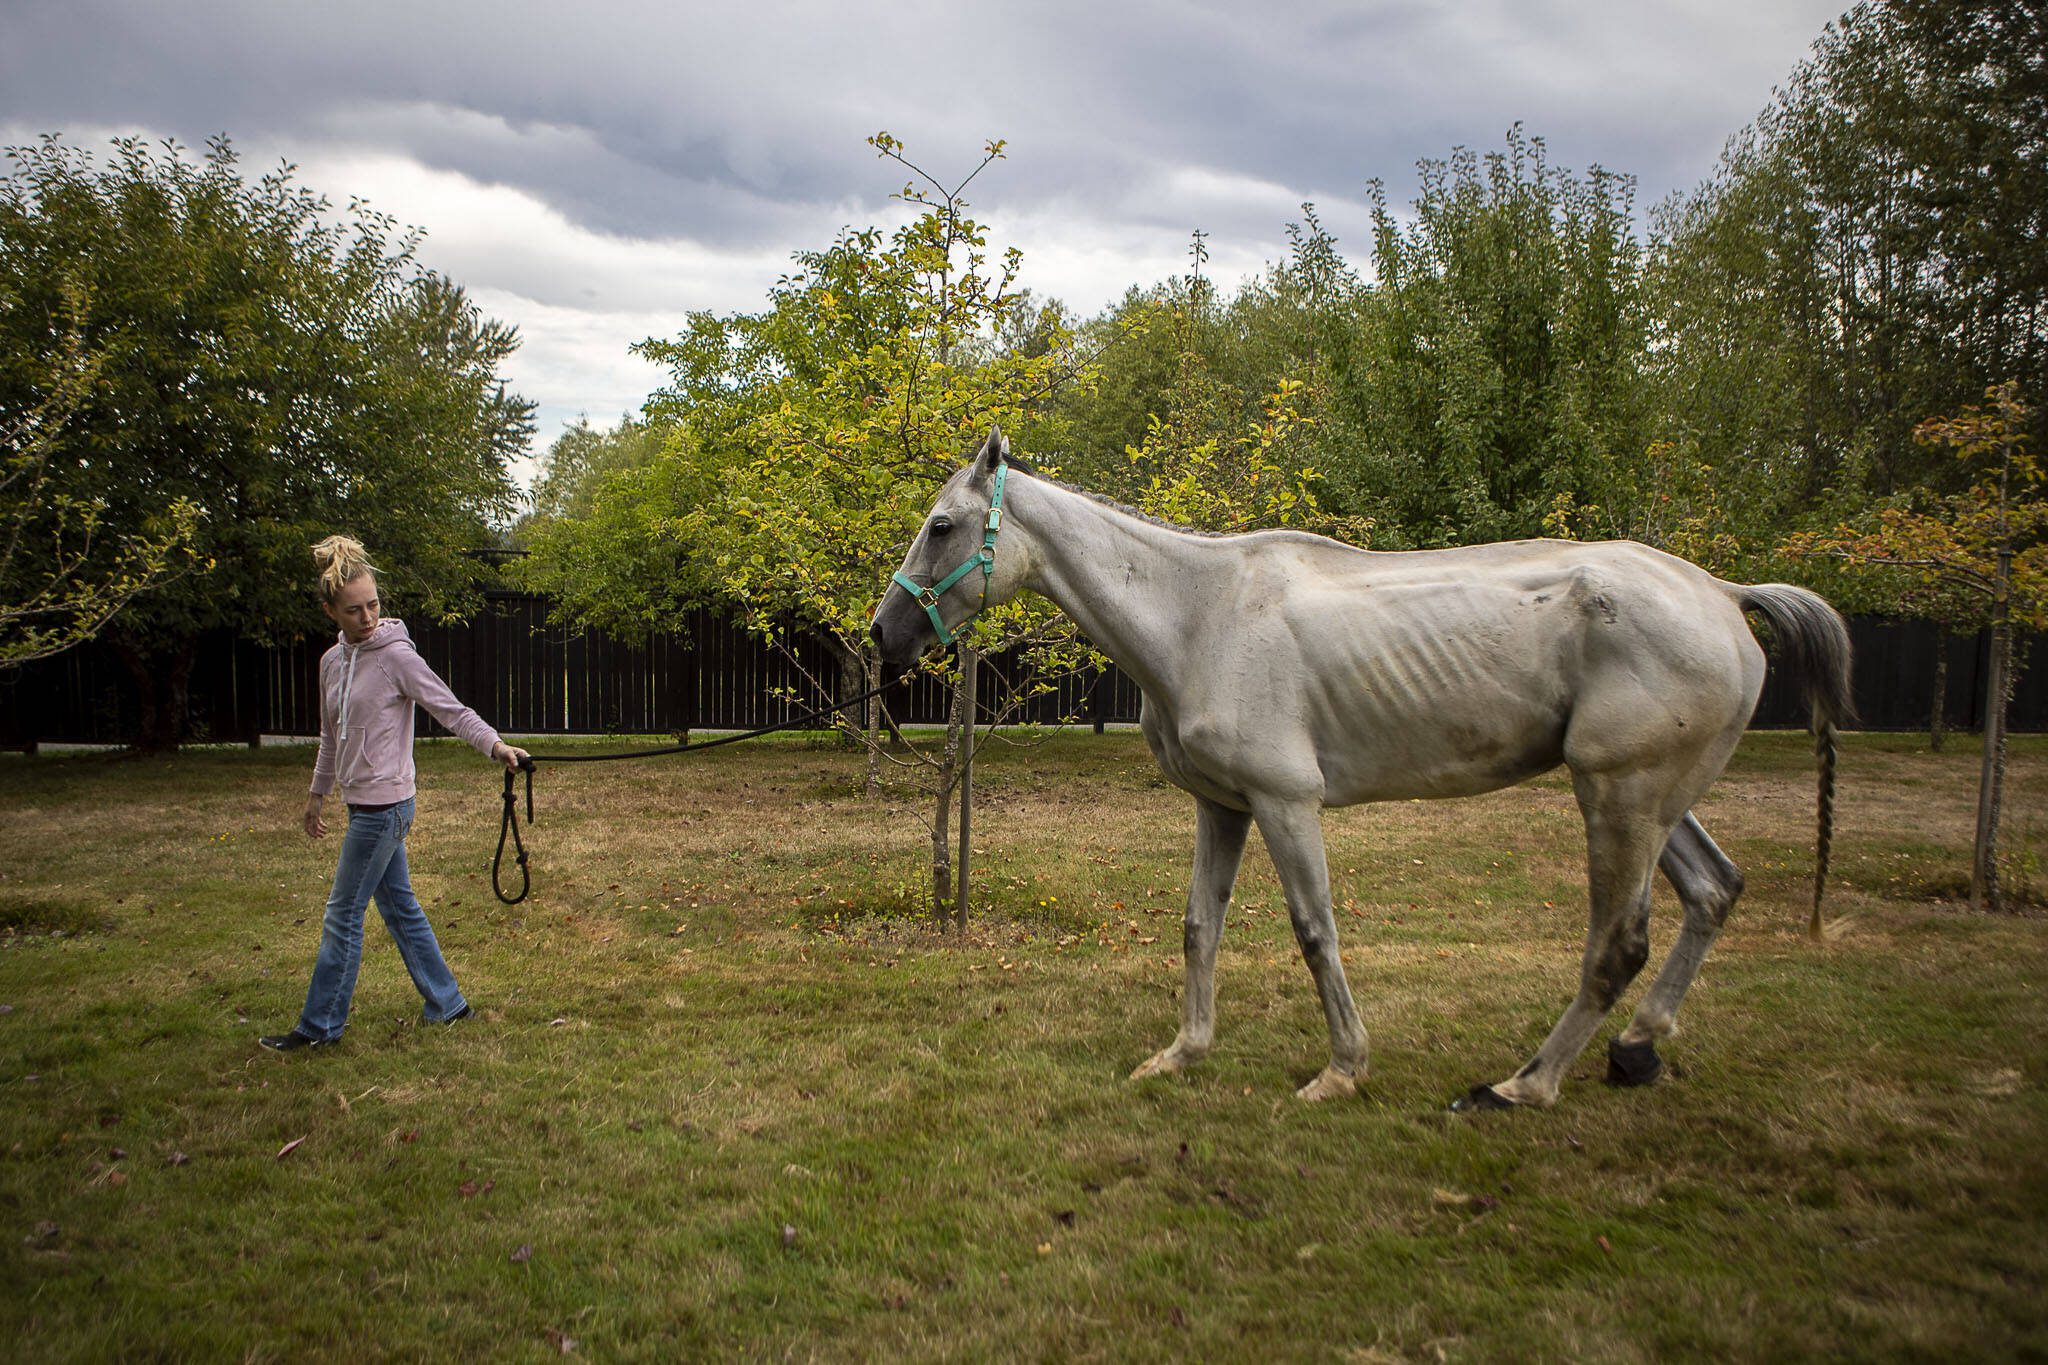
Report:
521,413,670,530
512,414,712,635
1,276,204,666
0,134,531,747
1650,0,2048,531
524,135,1110,919
1054,210,1361,503
1113,236,1350,541
1332,126,1651,548
1785,382,2045,910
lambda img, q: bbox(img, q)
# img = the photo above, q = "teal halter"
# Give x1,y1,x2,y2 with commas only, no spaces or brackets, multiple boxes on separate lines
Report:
891,460,1008,648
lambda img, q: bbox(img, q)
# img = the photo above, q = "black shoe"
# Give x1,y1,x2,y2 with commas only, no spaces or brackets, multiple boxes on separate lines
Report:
440,1004,473,1025
259,1029,332,1052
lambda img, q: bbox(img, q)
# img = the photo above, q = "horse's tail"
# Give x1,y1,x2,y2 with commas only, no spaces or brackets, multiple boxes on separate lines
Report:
1737,584,1855,939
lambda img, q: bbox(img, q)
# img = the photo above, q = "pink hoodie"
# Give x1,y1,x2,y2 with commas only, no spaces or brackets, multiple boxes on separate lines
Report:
309,619,502,805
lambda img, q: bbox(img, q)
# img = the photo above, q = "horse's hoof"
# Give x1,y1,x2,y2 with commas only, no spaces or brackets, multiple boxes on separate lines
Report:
1130,1050,1186,1081
1449,1083,1517,1113
1295,1067,1359,1102
1605,1037,1665,1087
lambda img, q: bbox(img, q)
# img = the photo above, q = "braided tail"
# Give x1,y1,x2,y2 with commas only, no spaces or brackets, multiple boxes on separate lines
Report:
1738,584,1855,939
1814,721,1838,938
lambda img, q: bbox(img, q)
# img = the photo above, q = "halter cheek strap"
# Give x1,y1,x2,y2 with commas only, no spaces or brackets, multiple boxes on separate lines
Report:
892,460,1007,648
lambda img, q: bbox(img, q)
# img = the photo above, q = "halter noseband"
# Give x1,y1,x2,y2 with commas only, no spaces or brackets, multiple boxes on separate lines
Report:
891,460,1008,648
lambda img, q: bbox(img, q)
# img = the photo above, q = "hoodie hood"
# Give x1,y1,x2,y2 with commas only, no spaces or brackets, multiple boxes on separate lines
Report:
337,618,412,651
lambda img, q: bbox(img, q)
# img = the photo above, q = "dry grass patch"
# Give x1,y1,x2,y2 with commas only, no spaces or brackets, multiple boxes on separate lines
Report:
0,731,2044,1360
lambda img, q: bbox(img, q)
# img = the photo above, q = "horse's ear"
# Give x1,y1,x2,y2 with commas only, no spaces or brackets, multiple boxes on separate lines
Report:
977,424,1009,473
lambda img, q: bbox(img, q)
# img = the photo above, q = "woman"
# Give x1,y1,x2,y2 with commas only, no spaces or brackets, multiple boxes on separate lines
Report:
260,536,527,1051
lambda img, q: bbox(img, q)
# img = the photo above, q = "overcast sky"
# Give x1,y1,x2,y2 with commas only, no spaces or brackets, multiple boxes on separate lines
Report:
2,0,1847,479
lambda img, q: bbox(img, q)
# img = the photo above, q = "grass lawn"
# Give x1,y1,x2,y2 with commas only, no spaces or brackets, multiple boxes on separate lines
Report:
1,729,2044,1361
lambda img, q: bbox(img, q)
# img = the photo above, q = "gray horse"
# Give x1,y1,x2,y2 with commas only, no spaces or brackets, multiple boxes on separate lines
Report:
872,429,1852,1110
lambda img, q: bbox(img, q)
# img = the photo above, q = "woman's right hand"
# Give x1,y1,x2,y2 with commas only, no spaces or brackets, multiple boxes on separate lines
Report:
304,794,327,839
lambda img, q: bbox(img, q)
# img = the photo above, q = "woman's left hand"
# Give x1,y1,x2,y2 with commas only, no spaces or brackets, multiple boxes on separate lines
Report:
492,741,529,772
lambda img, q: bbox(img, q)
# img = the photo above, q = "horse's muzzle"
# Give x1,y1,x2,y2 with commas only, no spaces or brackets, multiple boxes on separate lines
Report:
869,607,920,673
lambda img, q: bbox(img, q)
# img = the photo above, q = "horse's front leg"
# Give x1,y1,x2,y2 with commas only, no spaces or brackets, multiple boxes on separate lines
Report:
1131,797,1251,1081
1253,796,1369,1101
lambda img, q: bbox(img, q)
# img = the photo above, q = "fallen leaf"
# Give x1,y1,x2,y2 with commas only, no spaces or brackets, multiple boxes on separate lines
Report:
543,1328,577,1354
1598,1235,1612,1253
1035,1242,1052,1256
782,1224,798,1249
1053,1210,1075,1228
105,1170,128,1188
275,1136,306,1160
169,1151,189,1167
510,1244,533,1263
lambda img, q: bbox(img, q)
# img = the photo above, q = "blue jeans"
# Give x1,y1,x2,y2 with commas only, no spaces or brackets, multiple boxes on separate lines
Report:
297,798,467,1040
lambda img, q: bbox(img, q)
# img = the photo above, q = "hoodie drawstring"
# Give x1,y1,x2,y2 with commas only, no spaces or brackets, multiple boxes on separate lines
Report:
337,643,360,745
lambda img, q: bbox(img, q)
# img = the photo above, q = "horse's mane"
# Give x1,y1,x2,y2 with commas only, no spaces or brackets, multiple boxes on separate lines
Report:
1003,456,1236,540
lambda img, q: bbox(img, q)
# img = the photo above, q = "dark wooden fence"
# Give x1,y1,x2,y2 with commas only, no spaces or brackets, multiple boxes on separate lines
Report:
0,593,2036,749
0,594,1143,748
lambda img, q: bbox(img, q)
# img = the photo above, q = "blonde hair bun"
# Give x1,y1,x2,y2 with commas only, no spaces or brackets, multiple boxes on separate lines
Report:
311,534,379,603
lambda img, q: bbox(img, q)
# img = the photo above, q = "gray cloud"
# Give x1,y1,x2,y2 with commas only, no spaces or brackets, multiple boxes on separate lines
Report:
4,0,1840,238
1,0,1846,446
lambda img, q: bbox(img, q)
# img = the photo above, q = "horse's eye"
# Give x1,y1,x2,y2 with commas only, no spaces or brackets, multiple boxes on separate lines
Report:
931,518,953,538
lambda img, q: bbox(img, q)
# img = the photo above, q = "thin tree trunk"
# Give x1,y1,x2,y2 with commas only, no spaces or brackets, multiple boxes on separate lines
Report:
833,639,863,750
862,652,882,797
929,664,972,923
1971,550,2014,912
955,646,978,931
1930,626,1948,753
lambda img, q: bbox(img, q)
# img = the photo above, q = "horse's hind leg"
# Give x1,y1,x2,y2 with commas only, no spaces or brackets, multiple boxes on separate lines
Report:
1607,812,1744,1085
1461,770,1668,1111
1132,798,1251,1081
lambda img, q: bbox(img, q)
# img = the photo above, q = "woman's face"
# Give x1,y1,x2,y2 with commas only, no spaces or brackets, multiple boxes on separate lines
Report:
322,573,381,644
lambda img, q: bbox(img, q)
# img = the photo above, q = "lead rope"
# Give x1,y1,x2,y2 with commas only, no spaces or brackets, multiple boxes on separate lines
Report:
491,671,914,905
494,761,533,905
